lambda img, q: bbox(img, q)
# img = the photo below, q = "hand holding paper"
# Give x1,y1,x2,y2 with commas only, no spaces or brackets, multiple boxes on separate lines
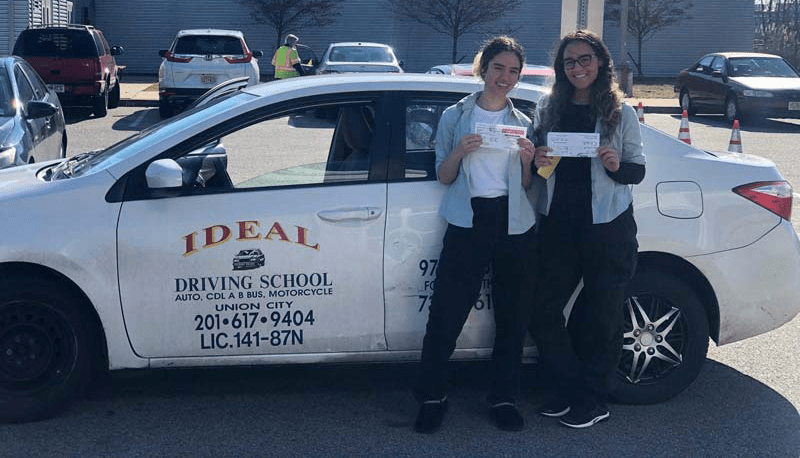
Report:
546,132,600,157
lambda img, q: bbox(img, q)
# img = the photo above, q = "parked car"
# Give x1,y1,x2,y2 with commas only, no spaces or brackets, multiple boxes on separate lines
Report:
158,29,262,118
427,63,554,87
1,74,799,423
12,24,124,118
674,52,800,123
314,42,403,74
0,56,67,169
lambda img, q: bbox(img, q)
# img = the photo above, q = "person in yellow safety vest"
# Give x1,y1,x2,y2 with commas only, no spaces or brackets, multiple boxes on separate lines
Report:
272,34,305,79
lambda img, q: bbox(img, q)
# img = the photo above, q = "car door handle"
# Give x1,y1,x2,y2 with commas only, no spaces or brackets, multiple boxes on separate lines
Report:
317,207,382,222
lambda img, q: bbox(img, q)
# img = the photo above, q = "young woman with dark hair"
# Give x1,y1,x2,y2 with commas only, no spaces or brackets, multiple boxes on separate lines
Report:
530,29,646,429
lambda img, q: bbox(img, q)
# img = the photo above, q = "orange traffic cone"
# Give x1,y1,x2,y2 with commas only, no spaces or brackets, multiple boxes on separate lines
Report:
728,119,742,153
678,110,691,144
637,102,645,123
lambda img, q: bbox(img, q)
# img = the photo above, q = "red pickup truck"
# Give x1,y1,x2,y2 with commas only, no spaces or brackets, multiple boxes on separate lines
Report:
13,24,125,117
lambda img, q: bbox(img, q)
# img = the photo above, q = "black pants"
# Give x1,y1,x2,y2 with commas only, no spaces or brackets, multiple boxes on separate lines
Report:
529,205,638,405
415,196,537,404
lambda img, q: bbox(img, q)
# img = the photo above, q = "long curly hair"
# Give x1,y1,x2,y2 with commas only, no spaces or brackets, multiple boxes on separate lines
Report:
536,30,624,142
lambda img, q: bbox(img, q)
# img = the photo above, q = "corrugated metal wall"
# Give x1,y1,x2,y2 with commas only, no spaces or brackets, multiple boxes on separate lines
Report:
93,0,562,75
603,0,754,77
1,0,72,55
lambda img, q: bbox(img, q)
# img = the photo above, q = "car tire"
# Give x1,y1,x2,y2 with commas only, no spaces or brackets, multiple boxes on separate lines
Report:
724,95,743,124
0,278,95,423
159,99,174,119
611,267,709,405
680,89,697,116
108,82,121,109
93,87,109,118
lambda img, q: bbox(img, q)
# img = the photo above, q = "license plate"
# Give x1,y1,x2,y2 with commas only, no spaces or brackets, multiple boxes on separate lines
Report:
47,84,64,93
789,101,800,110
200,75,217,84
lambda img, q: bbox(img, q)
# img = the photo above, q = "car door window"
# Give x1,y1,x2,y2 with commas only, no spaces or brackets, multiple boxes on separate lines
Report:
13,67,34,103
168,100,378,194
404,101,450,180
711,57,726,76
695,56,714,74
19,63,46,100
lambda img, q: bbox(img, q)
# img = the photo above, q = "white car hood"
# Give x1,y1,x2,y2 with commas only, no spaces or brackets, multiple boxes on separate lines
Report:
731,76,800,90
0,161,58,199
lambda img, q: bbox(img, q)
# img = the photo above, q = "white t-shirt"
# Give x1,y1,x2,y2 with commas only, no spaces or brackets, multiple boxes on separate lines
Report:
467,104,511,198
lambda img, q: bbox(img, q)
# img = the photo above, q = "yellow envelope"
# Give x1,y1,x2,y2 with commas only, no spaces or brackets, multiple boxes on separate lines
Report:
537,156,561,179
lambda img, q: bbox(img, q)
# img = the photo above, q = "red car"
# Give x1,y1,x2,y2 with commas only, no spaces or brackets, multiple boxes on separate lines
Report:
13,24,125,117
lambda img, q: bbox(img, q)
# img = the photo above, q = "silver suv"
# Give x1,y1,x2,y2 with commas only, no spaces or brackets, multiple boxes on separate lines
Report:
158,29,262,118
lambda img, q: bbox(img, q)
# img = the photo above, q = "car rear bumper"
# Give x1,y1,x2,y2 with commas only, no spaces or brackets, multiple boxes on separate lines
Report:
50,81,106,104
159,87,209,110
689,219,800,345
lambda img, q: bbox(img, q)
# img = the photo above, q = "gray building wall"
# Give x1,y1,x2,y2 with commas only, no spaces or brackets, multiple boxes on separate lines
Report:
92,0,563,76
603,0,754,77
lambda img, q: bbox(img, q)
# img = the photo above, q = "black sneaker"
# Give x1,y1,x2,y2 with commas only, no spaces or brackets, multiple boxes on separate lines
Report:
489,402,525,432
414,397,448,434
537,398,571,418
558,402,609,429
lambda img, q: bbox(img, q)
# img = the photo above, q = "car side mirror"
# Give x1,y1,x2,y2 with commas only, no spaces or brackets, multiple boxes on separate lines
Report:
111,46,124,56
158,50,167,58
712,70,723,78
146,159,184,190
252,50,263,58
25,101,58,119
398,60,404,68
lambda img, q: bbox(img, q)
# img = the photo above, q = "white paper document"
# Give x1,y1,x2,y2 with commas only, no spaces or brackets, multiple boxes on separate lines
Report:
546,132,600,157
475,122,527,151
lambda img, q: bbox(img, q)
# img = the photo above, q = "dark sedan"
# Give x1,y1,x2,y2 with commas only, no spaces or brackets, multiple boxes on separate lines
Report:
674,52,800,123
0,56,67,168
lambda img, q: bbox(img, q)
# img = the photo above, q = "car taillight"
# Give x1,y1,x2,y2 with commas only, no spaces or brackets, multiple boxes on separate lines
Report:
165,51,192,63
225,52,252,64
733,181,793,221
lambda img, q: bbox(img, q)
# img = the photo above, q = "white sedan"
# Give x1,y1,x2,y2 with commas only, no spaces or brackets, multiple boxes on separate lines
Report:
1,74,799,423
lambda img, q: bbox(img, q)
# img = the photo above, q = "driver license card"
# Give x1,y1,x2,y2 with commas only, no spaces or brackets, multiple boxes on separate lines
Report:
546,132,600,157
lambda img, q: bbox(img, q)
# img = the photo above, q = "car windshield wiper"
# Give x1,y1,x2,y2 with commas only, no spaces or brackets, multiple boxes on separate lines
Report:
46,149,103,181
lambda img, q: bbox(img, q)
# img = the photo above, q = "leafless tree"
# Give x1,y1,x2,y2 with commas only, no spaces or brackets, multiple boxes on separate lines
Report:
237,0,344,50
387,0,523,64
755,0,800,67
606,0,693,76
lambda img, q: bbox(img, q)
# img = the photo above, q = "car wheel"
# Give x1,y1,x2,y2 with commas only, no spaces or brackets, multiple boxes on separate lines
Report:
93,87,109,118
0,278,95,423
159,99,174,119
680,89,696,116
611,267,710,404
108,82,121,109
724,95,742,124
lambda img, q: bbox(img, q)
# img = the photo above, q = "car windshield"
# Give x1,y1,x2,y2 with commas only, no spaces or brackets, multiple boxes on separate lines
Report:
729,57,799,77
13,29,98,58
521,74,551,86
328,46,394,63
58,92,255,179
0,71,14,116
174,35,245,55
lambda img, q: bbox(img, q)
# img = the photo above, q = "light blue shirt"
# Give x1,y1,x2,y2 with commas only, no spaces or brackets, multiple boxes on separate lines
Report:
533,101,645,224
435,92,537,234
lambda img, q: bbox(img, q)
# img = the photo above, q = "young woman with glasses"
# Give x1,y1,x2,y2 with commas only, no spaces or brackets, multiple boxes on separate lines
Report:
528,29,646,428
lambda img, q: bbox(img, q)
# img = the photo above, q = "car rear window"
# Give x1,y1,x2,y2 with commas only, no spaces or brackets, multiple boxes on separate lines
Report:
174,36,245,55
0,72,14,116
13,29,99,58
329,46,394,63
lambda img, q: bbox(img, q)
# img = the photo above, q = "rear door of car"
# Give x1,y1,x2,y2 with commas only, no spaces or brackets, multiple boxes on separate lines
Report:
688,55,715,108
382,91,498,352
170,34,250,89
116,93,392,358
707,56,730,110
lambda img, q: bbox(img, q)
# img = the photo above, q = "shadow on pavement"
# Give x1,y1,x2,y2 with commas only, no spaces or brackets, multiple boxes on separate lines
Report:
1,359,796,457
109,108,161,132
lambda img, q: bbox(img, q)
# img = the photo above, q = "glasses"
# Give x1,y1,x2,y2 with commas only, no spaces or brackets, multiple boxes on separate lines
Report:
563,54,595,70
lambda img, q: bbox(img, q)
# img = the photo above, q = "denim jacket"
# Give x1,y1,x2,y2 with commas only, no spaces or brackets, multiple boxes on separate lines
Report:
435,91,537,234
533,100,645,224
